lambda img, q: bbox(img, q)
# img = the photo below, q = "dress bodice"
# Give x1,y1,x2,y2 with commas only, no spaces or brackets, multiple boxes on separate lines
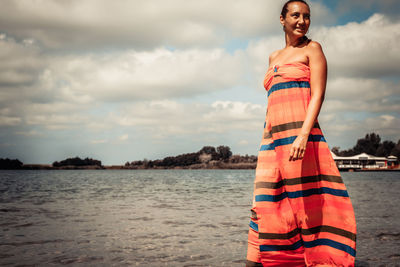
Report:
264,62,310,91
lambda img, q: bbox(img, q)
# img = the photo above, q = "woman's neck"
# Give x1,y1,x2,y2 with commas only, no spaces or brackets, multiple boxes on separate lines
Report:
284,34,306,48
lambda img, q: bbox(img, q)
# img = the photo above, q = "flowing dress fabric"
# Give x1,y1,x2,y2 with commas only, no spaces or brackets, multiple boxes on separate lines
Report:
246,62,357,267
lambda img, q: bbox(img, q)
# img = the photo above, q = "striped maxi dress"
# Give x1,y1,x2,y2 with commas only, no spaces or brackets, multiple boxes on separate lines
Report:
246,62,357,267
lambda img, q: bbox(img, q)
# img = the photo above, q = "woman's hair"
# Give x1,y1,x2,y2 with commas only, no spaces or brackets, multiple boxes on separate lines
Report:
281,0,311,44
281,0,310,18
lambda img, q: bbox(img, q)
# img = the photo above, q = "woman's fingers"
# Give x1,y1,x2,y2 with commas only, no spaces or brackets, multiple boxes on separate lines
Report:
290,146,305,161
289,146,295,161
296,149,300,160
290,146,297,161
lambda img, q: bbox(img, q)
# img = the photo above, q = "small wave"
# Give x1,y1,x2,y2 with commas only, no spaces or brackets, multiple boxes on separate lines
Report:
376,232,400,240
0,208,21,212
14,222,34,228
51,255,104,264
163,220,193,226
128,216,153,221
174,254,212,262
198,224,218,229
0,239,73,247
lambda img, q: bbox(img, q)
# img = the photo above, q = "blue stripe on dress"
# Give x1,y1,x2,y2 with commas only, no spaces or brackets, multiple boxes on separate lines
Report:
304,238,356,257
255,187,349,202
260,238,356,257
260,134,326,151
260,239,303,252
268,81,310,97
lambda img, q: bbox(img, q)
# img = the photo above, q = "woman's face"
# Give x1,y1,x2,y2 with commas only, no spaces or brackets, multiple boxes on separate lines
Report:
280,2,310,38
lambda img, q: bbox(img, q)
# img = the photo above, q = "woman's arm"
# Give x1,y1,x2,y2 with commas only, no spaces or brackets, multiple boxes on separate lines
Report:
300,41,327,136
289,41,327,161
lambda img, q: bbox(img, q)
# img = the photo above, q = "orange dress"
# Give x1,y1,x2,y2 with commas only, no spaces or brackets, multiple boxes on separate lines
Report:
246,62,357,267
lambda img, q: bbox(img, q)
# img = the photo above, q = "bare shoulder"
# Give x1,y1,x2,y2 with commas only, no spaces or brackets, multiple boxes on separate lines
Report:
306,40,324,54
268,49,282,65
306,40,327,69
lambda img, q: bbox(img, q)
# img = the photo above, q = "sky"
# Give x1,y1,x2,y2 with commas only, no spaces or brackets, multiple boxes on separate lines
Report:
0,0,399,165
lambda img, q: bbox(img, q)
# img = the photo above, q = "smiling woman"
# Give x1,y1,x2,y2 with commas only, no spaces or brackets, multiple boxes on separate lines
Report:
245,1,357,267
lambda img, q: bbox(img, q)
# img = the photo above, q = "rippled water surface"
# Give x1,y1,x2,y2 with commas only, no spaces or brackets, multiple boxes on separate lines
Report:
0,170,399,266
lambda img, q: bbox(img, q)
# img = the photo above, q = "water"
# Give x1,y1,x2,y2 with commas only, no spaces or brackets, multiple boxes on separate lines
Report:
0,170,399,266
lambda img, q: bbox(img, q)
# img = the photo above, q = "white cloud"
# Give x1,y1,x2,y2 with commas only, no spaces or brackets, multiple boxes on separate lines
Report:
55,48,244,101
0,34,251,130
90,139,107,144
320,112,400,148
14,47,245,104
110,100,264,137
245,13,400,81
313,13,400,78
0,107,22,126
119,134,129,141
365,115,400,135
0,0,334,50
0,34,43,90
0,115,21,126
238,139,249,145
25,113,90,130
15,130,42,136
323,77,400,112
2,97,265,142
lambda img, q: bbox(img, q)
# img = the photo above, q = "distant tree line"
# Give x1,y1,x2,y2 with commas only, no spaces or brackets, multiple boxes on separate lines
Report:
331,133,400,158
0,158,23,169
125,145,239,168
52,157,102,167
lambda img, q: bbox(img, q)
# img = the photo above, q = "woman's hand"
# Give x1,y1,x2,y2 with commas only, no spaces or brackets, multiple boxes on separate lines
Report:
289,133,309,161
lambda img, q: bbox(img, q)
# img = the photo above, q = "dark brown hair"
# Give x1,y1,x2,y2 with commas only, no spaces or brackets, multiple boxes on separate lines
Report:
281,0,310,18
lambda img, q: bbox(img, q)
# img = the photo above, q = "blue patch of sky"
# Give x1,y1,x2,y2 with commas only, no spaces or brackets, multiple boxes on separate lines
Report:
224,38,249,54
336,10,376,26
87,103,121,116
313,0,378,26
381,76,400,84
164,45,176,52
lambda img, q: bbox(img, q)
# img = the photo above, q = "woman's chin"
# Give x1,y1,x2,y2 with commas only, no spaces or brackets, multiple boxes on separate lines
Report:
295,29,306,35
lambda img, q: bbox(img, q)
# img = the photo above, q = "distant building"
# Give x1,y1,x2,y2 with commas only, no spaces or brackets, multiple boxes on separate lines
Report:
330,151,398,170
387,155,399,166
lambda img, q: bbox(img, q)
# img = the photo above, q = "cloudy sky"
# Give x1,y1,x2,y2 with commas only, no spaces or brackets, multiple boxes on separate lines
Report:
0,0,399,165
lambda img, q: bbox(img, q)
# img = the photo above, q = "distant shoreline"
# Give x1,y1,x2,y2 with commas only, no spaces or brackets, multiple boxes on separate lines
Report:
1,133,399,171
6,163,400,171
18,162,257,170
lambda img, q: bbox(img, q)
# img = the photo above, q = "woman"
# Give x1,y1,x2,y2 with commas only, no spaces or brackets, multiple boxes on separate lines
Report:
246,1,357,266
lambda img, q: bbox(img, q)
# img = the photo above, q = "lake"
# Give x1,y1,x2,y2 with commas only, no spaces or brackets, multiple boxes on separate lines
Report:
0,170,399,266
